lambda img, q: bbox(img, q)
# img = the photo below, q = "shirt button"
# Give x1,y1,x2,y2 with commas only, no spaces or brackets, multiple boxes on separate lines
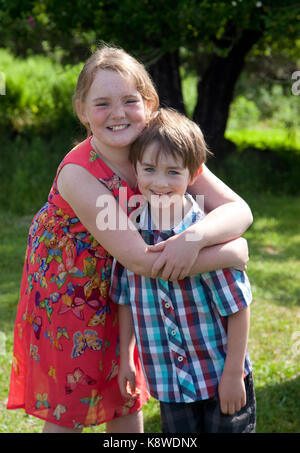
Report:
165,302,170,308
178,356,184,362
171,329,176,336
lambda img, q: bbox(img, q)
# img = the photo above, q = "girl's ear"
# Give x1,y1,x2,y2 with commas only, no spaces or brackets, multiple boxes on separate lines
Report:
144,100,155,122
75,100,91,134
75,99,88,124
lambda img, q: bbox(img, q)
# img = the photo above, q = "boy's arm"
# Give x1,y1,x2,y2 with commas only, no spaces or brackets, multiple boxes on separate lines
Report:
218,306,250,415
118,305,137,400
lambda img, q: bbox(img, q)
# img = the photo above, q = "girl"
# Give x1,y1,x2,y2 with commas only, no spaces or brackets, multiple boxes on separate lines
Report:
7,44,252,433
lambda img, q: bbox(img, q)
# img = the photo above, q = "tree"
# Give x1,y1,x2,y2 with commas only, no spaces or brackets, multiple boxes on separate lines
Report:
1,0,300,157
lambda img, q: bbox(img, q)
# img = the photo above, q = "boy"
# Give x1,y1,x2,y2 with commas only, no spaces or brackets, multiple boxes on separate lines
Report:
110,108,256,433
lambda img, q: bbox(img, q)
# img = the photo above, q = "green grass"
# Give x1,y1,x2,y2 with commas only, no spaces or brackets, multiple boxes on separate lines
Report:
0,193,300,433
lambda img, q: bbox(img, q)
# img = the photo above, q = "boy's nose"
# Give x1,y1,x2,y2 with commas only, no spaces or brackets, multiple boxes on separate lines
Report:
153,178,169,191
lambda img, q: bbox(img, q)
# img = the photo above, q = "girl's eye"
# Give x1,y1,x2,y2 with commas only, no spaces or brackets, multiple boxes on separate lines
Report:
126,99,138,104
96,103,108,107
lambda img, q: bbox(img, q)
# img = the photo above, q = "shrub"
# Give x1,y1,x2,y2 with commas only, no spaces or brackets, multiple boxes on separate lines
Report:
0,49,82,138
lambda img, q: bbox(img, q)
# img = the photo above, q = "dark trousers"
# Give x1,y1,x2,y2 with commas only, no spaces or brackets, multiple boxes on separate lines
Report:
160,373,256,433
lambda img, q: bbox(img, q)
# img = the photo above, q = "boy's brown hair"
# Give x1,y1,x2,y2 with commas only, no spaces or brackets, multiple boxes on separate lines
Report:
130,108,211,180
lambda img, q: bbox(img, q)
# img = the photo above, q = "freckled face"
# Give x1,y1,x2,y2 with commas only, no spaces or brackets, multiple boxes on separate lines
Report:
80,69,148,153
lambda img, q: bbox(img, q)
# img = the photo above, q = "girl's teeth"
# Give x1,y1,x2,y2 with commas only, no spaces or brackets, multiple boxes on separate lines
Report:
109,125,128,130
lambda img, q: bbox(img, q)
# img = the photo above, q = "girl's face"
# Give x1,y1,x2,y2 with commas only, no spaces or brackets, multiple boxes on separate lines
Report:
80,69,149,153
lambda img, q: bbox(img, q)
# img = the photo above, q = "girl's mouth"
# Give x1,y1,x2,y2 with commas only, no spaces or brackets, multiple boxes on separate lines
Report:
107,124,129,131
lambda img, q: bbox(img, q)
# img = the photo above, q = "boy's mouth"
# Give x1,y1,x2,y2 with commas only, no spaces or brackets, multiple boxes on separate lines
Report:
150,190,172,197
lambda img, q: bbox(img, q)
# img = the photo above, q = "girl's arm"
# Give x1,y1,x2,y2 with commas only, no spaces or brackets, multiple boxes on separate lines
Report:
57,164,159,276
148,164,253,280
188,237,249,275
188,164,253,241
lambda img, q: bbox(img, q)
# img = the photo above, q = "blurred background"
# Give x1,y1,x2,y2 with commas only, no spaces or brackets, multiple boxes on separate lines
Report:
0,0,299,433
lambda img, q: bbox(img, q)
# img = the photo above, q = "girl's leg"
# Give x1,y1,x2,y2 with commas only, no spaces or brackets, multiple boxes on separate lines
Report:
43,421,83,433
106,409,144,433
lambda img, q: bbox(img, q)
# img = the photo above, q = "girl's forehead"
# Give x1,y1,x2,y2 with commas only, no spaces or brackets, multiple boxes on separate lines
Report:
91,69,138,93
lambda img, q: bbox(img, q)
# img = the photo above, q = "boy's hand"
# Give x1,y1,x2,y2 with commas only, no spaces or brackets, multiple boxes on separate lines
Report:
118,361,136,400
218,372,246,415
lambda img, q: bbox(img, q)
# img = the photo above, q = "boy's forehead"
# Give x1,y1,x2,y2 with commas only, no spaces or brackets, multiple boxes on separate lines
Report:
142,142,184,167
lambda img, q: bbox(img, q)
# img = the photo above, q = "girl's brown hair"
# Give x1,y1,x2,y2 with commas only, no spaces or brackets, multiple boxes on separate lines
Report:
73,43,159,135
130,108,211,180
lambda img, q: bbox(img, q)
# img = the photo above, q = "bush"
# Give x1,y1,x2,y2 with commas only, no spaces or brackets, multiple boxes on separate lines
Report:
0,134,75,215
0,48,82,138
227,95,261,130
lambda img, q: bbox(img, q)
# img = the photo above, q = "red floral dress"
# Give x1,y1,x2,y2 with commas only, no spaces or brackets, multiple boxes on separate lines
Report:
7,137,149,428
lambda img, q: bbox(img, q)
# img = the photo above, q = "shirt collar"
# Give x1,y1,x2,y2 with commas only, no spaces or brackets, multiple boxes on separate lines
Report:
134,193,205,240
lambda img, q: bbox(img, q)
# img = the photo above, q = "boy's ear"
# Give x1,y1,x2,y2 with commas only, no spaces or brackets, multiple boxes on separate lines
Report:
189,165,204,185
189,174,198,186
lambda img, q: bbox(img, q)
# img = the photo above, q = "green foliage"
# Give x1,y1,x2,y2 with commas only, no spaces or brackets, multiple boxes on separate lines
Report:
0,49,82,137
1,1,300,63
0,134,74,215
227,96,261,130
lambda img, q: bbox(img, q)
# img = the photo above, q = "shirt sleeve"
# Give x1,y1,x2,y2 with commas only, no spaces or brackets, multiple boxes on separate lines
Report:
109,259,131,305
200,269,252,317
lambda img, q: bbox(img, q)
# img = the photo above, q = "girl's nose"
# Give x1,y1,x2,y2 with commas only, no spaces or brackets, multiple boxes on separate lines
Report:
111,102,125,119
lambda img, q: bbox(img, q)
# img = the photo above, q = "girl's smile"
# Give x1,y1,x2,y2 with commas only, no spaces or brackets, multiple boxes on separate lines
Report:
80,69,148,156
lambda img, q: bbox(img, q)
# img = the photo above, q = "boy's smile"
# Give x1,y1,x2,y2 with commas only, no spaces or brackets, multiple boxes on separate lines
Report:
135,142,193,228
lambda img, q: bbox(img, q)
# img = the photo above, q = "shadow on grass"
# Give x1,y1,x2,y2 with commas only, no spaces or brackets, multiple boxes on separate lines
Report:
255,375,300,433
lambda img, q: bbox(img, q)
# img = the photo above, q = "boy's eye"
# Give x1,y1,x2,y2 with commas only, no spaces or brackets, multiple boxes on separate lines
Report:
168,170,180,175
144,167,155,173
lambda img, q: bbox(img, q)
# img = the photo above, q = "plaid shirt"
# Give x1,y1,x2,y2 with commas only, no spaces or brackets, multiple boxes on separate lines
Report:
110,194,252,403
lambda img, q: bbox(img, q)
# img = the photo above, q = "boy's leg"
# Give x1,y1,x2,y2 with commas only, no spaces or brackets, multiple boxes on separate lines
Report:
159,400,204,433
203,373,256,433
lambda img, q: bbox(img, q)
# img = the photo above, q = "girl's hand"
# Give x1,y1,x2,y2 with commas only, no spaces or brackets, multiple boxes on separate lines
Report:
147,225,205,281
118,361,136,400
218,372,246,415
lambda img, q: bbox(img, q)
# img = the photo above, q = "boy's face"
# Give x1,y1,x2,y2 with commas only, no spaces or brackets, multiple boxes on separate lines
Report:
135,141,192,205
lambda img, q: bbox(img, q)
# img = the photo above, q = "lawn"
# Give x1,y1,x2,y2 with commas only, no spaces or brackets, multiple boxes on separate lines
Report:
0,192,300,433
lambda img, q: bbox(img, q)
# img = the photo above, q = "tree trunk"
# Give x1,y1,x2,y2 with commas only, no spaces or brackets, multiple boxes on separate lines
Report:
193,28,263,160
148,50,186,114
